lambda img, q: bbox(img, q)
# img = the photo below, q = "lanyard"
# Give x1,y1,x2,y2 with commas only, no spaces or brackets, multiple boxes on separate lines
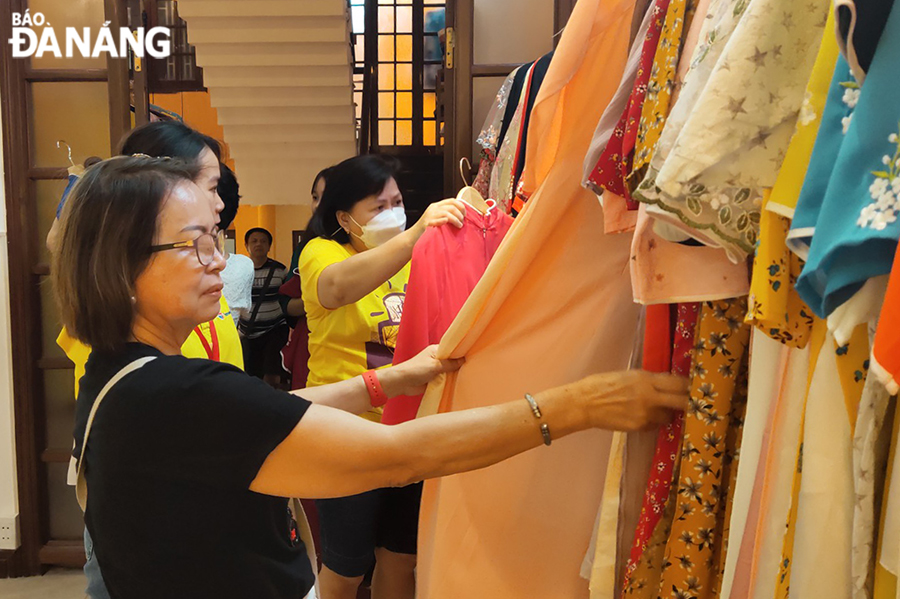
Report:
193,318,220,362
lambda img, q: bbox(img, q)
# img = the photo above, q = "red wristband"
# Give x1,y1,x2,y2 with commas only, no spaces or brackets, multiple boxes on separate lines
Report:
362,370,389,407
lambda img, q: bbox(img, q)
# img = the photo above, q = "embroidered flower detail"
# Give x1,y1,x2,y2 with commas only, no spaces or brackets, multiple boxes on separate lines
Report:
842,87,860,109
858,125,900,231
798,91,817,126
842,115,854,134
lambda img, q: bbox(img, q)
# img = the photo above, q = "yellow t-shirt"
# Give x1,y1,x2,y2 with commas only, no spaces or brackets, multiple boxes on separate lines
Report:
299,237,410,422
57,296,244,398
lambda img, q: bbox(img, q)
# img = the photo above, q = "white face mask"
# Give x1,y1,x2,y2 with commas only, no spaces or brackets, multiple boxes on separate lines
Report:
349,207,407,249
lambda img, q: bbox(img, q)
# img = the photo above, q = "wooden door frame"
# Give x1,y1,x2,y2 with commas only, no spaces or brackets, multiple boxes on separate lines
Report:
0,0,133,577
442,0,575,196
0,0,46,578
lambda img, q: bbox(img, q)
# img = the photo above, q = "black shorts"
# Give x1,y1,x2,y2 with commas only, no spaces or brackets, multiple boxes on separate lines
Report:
241,325,289,379
315,483,423,578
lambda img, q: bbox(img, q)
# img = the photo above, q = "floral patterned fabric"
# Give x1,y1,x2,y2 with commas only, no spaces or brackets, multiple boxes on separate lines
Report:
587,0,672,203
794,0,900,317
746,192,816,348
653,297,750,599
620,303,700,592
630,0,697,187
635,0,830,261
473,70,519,199
583,5,656,196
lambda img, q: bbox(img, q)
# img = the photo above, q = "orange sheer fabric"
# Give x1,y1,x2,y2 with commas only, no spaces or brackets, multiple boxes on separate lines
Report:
415,0,639,596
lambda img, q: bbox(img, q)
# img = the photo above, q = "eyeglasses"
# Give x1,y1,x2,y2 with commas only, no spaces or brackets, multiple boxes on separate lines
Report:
150,230,225,266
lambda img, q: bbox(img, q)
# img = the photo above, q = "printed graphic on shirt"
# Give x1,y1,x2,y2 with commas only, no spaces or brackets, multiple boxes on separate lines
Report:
366,287,406,369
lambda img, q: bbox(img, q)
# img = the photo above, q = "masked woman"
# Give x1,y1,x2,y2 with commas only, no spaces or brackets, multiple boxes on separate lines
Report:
298,155,469,599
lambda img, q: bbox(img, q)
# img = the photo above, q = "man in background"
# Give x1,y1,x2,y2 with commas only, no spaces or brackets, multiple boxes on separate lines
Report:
239,227,289,386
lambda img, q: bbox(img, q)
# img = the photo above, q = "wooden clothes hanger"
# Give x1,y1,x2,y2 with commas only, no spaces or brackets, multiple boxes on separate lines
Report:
457,157,491,215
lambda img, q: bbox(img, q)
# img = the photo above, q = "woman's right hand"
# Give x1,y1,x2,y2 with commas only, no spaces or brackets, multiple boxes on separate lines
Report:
409,198,467,242
550,370,689,432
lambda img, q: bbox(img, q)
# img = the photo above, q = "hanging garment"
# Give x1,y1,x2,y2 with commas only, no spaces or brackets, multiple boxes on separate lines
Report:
874,408,900,599
473,70,520,198
490,68,533,213
718,332,786,599
827,274,890,346
774,325,868,599
851,345,893,599
619,303,698,592
510,51,554,210
383,205,513,425
872,245,900,395
740,330,816,599
621,468,683,598
496,63,532,152
588,431,628,598
746,194,816,348
651,298,751,599
630,0,704,185
587,0,672,203
582,5,656,198
630,204,750,304
634,0,830,261
767,6,840,218
835,0,896,84
787,56,857,258
414,0,640,594
794,0,900,318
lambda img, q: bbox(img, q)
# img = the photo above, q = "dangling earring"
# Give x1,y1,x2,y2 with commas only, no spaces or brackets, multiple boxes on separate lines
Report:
131,296,136,305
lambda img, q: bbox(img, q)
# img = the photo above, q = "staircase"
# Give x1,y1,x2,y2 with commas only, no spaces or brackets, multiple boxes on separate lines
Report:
176,0,357,205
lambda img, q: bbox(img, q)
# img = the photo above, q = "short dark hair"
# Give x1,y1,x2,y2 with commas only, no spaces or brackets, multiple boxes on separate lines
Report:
245,227,273,246
119,121,222,162
305,155,401,248
52,156,201,353
218,164,240,230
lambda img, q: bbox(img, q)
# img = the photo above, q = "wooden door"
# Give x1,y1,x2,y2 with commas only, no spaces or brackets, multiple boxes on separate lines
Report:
0,0,132,576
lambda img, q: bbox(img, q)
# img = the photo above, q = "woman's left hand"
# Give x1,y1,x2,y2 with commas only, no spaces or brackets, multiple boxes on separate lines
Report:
380,345,464,398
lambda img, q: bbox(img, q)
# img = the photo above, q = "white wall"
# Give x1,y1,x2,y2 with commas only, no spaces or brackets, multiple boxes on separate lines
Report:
0,92,21,541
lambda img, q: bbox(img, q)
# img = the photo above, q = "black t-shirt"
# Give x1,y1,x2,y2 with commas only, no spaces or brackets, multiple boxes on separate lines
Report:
73,343,315,599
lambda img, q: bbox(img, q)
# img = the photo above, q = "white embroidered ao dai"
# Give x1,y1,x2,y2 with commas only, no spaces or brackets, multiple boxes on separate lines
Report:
634,0,831,261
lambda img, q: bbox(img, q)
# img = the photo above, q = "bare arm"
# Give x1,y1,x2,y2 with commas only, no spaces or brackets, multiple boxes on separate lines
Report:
291,344,463,415
285,297,305,317
252,369,688,499
291,376,371,415
316,199,466,310
46,217,60,253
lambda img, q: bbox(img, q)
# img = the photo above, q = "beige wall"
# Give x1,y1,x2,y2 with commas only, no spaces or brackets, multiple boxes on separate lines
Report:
0,91,21,546
471,0,555,161
474,0,555,65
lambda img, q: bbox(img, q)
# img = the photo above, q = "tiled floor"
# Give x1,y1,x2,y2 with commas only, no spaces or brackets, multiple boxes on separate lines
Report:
0,568,85,599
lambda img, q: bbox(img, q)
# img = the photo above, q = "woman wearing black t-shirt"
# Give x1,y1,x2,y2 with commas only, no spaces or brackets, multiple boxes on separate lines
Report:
53,156,688,599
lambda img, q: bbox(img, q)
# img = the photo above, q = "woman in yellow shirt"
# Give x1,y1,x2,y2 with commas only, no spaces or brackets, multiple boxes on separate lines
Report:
298,155,465,599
